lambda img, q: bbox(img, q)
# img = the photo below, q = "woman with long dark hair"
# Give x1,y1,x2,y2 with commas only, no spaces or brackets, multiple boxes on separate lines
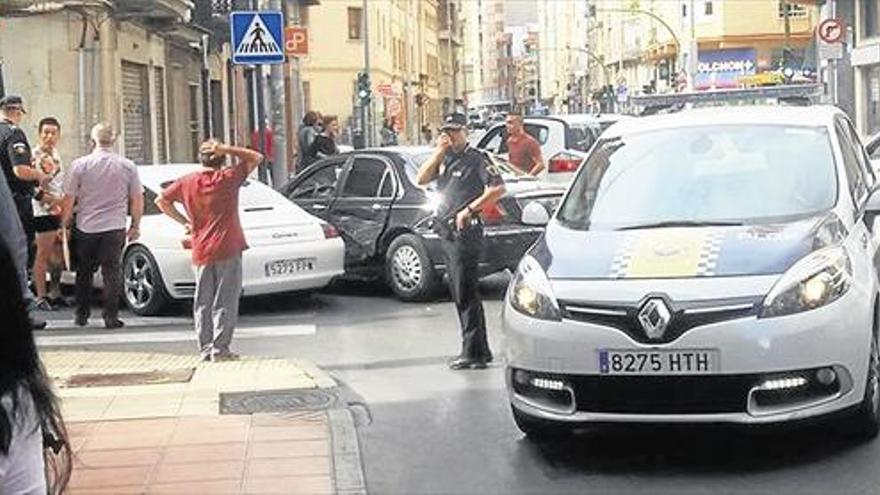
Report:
0,239,71,494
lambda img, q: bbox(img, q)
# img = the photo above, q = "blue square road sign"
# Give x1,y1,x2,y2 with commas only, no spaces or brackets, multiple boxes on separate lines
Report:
231,11,285,65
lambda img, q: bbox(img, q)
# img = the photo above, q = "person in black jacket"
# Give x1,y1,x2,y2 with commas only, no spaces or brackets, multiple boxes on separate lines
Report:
304,115,339,167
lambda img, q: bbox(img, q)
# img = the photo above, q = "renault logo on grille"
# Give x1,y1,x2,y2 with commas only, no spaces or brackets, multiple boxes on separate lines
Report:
638,298,672,340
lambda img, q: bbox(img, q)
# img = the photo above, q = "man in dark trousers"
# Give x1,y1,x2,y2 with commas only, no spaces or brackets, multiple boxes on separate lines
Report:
0,95,48,329
61,123,143,329
417,113,506,370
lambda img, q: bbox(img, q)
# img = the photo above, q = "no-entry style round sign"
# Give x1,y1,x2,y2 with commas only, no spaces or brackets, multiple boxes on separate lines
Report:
818,18,845,44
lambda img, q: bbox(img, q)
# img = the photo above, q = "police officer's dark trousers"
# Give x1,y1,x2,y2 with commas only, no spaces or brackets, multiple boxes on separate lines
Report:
441,222,492,360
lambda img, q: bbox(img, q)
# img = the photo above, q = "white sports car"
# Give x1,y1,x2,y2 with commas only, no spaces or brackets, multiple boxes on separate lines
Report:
119,164,345,315
505,105,880,440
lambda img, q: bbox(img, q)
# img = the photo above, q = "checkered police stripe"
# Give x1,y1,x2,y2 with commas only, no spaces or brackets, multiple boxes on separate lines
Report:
696,232,724,277
609,235,637,279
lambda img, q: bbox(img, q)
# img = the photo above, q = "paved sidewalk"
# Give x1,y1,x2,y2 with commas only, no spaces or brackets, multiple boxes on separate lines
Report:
42,351,355,494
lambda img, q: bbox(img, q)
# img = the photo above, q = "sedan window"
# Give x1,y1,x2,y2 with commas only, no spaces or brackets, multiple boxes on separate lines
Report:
479,127,505,154
342,158,391,198
290,163,344,199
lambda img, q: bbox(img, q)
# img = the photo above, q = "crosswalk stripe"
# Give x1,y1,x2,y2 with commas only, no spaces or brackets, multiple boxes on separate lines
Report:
36,324,316,347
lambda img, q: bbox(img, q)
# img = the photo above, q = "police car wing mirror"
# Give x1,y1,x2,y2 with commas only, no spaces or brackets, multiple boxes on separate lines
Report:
521,201,550,226
864,187,880,232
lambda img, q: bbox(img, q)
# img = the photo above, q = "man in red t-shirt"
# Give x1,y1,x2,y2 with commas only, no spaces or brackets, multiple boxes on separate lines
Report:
505,112,545,176
155,140,263,361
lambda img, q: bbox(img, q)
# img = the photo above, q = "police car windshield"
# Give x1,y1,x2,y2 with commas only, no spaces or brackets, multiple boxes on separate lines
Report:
557,125,838,230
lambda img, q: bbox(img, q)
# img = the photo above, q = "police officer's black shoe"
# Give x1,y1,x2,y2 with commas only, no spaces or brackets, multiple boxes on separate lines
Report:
448,356,488,370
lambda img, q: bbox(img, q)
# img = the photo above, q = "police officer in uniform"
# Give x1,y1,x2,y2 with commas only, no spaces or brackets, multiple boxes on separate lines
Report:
0,95,49,329
417,113,506,370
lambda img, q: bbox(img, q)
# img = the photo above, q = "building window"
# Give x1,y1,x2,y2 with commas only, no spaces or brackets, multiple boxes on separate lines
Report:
865,0,880,38
704,1,713,16
348,7,363,40
778,1,807,19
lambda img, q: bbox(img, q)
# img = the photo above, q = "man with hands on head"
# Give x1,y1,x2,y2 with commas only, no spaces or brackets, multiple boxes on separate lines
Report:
155,140,263,362
417,113,506,370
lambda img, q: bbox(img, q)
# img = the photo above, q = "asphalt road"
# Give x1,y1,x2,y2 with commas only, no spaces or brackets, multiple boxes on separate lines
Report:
38,274,880,495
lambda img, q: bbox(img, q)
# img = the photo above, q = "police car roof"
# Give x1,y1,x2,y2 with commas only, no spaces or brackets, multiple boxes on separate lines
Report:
603,105,845,139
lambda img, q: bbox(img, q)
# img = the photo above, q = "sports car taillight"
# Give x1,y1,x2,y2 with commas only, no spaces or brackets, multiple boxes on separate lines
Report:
548,153,582,174
321,223,340,239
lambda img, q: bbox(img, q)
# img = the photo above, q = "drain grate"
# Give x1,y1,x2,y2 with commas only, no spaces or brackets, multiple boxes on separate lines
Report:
220,388,339,414
63,368,195,388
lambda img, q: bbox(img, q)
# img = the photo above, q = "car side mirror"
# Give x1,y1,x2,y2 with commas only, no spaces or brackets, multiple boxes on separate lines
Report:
865,187,880,232
521,201,550,226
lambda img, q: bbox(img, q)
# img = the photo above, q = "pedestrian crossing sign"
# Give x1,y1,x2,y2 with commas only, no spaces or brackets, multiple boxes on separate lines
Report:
231,11,285,65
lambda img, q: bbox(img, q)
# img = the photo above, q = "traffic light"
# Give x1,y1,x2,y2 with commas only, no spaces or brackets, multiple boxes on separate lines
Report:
357,71,371,102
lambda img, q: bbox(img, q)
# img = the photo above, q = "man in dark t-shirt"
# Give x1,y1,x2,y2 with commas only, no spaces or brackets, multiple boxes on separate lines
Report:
416,113,506,370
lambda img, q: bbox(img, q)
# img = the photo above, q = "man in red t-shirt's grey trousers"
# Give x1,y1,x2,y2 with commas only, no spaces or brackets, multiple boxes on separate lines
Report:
156,140,263,361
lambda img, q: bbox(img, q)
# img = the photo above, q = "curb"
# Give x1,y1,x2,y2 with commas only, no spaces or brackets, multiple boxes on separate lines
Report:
328,408,368,495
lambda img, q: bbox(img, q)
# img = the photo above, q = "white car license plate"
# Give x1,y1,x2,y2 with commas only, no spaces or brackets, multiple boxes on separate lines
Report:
264,257,316,277
598,349,719,375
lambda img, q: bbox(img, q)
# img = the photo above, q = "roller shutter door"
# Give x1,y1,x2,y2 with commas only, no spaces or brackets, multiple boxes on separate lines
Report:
122,61,152,164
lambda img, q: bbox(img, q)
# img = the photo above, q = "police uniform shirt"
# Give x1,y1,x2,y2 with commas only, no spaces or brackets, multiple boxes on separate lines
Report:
436,145,503,218
0,119,34,197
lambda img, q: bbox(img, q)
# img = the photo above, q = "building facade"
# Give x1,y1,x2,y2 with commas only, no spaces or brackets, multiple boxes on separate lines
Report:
853,0,880,136
588,0,820,106
299,0,448,145
0,0,229,165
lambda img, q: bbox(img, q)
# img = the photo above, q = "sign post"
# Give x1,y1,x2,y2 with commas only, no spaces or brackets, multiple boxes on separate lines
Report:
231,10,285,184
231,11,286,65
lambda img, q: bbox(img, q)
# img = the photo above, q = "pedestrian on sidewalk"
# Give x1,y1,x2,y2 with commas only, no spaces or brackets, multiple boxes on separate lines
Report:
61,123,144,329
0,95,47,330
304,115,340,166
0,240,71,495
505,112,545,176
31,117,67,311
416,113,506,370
297,111,319,169
155,140,263,362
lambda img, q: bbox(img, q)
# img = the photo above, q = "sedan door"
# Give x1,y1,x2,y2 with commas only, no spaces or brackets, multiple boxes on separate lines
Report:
328,155,399,266
284,157,350,220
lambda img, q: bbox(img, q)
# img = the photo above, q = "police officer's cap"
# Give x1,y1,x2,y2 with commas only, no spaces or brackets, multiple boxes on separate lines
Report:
439,113,467,132
0,95,26,114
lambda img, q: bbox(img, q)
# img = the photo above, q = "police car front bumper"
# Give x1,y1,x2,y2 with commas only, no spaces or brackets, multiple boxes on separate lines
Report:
502,275,872,425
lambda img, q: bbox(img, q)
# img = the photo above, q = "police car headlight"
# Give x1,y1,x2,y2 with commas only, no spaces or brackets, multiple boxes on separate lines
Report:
509,256,561,321
760,246,852,318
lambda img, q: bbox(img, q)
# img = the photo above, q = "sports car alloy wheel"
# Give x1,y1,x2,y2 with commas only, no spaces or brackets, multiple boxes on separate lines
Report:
123,246,170,316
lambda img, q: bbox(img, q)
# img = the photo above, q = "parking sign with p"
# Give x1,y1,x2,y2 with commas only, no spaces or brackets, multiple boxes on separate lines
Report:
285,27,309,57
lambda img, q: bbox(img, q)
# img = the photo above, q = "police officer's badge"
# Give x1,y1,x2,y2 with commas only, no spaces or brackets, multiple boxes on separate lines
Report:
11,143,27,156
